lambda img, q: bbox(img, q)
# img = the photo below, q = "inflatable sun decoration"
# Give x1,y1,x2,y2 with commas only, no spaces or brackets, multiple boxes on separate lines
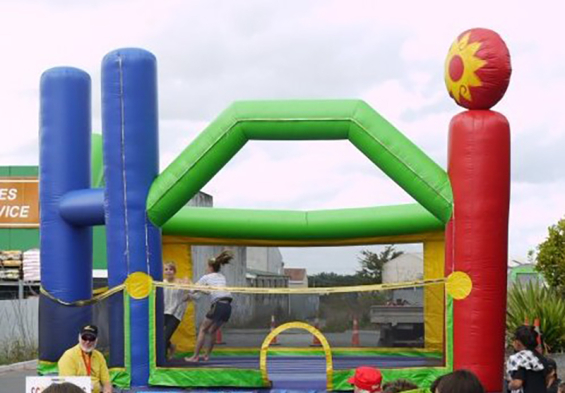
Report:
445,33,486,104
445,28,511,109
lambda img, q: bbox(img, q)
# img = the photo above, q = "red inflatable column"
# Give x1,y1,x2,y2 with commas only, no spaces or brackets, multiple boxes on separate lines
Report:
444,28,511,392
447,110,510,392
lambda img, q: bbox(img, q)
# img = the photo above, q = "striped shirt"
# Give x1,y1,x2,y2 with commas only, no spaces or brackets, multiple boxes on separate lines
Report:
196,273,232,303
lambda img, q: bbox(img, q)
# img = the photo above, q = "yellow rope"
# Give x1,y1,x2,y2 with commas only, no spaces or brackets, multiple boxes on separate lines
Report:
154,277,446,294
40,284,125,306
94,286,109,295
40,277,446,304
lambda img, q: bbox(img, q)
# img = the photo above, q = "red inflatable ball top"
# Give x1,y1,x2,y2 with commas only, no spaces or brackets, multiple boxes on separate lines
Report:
444,28,511,110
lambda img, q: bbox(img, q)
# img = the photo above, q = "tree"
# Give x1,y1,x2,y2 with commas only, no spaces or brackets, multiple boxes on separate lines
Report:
356,245,403,283
309,272,364,287
535,218,565,296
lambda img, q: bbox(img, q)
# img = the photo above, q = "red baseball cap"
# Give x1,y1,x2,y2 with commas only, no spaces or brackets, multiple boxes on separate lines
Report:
348,366,383,392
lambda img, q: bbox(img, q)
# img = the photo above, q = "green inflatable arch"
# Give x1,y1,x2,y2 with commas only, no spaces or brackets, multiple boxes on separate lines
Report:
147,100,453,241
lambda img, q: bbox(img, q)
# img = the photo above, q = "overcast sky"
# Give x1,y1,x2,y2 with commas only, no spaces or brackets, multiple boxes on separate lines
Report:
1,0,564,274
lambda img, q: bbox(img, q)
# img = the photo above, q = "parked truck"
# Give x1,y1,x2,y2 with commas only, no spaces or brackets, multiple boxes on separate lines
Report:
370,305,424,347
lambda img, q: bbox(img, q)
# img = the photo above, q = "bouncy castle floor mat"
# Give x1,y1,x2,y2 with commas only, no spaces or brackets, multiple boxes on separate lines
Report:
119,355,442,392
164,354,443,370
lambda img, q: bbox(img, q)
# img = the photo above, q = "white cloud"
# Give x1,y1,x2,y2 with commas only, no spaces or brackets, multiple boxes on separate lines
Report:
509,180,565,254
204,141,403,210
1,0,565,271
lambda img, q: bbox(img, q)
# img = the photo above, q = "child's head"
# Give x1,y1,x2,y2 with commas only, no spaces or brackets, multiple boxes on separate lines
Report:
348,366,383,393
436,370,485,393
557,381,565,393
513,325,538,352
164,261,177,280
208,250,234,273
430,375,445,393
43,383,84,393
382,379,418,393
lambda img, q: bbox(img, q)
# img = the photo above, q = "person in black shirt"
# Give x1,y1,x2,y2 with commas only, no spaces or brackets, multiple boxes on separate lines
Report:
506,325,548,393
546,358,561,393
430,375,445,393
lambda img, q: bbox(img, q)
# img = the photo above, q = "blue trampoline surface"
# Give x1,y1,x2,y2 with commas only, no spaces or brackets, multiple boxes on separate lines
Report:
119,356,443,392
164,355,442,370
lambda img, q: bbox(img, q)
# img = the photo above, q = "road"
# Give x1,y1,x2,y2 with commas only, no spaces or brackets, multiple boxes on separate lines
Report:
0,366,36,393
221,328,382,347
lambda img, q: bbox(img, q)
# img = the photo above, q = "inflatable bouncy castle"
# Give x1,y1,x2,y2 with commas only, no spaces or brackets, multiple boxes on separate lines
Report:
38,28,512,392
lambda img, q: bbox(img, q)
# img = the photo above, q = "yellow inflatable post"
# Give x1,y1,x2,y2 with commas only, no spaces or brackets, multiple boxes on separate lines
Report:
162,237,196,352
423,238,445,350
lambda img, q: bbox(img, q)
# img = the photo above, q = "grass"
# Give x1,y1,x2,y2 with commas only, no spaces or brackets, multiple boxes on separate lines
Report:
0,339,37,365
0,298,38,365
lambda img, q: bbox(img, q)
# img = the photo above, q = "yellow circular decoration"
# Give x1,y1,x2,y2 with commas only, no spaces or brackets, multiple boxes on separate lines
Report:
125,272,153,299
259,321,333,391
446,271,472,300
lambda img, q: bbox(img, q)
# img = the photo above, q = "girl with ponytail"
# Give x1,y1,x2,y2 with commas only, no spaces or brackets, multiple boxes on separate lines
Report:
506,325,548,393
185,250,234,362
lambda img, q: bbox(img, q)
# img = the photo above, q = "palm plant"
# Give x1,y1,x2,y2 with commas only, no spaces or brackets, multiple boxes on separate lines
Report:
506,282,565,352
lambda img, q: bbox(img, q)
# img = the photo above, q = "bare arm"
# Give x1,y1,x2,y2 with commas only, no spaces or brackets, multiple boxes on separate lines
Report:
102,380,113,393
508,378,523,390
99,356,112,393
181,279,197,301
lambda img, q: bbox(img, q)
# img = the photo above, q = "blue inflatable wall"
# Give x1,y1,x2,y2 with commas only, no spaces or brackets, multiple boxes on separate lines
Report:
39,49,166,386
101,49,163,384
39,68,93,361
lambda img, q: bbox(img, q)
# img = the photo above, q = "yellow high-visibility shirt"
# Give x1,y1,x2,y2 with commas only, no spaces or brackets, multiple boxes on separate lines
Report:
58,344,110,393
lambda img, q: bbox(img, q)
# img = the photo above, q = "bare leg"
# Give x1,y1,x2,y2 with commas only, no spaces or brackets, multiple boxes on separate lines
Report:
185,318,214,362
203,322,223,361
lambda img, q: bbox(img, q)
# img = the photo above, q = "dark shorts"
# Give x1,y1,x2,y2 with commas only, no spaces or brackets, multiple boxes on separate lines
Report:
164,314,181,348
206,300,232,324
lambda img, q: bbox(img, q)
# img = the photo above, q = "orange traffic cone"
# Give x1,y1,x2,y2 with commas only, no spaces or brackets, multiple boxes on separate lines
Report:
270,315,279,346
311,318,322,347
215,327,226,345
534,318,542,349
352,317,360,347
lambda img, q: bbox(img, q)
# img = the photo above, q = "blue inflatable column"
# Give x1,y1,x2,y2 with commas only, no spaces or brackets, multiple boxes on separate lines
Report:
102,49,163,386
39,68,93,361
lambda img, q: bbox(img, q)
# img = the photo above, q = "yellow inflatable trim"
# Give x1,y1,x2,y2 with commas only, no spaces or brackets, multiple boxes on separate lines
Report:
446,271,472,300
259,321,333,391
125,272,153,299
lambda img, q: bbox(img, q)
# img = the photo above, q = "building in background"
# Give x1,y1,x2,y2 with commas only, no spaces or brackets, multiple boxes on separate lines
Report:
383,253,424,306
247,247,284,275
0,167,288,301
507,258,545,287
281,267,319,323
1,166,41,299
246,247,287,288
187,192,248,289
284,268,308,288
